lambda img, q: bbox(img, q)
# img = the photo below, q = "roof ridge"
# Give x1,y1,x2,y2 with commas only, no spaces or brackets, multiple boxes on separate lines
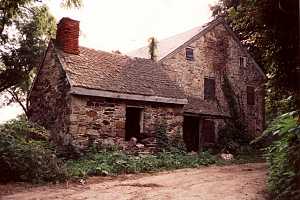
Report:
126,17,224,60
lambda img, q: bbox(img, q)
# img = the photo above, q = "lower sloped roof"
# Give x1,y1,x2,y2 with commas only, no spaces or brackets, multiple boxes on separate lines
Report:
184,97,230,117
57,46,186,101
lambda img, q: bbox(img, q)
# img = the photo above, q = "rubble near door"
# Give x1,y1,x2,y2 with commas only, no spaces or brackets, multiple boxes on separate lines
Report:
183,116,200,152
125,107,143,141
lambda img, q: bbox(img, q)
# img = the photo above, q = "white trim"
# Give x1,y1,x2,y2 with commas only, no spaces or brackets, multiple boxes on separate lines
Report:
70,86,188,105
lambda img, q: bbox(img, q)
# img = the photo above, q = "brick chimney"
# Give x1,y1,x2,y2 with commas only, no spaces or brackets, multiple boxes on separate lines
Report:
56,17,80,55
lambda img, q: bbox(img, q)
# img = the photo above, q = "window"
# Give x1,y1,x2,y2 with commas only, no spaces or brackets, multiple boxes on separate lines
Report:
204,78,216,100
247,86,255,105
186,47,194,61
240,56,247,68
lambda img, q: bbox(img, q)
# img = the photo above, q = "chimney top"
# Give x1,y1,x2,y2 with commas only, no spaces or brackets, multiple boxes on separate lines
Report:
56,17,80,55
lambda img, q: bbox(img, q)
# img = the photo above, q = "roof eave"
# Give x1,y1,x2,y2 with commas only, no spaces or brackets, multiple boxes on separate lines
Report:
70,86,188,105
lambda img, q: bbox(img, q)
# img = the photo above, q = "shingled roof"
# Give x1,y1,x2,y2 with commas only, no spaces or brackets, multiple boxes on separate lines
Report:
127,18,223,61
184,97,230,117
56,46,186,102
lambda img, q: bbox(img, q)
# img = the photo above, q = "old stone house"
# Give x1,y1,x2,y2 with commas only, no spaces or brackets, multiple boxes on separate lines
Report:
28,17,265,152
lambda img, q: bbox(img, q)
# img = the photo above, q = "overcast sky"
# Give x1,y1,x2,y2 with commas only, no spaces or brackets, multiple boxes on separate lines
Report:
0,0,217,123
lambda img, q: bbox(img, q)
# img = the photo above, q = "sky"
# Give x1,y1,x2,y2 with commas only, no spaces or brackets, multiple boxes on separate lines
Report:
0,0,217,123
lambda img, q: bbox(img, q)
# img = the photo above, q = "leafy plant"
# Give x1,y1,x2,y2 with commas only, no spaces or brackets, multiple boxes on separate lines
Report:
67,149,217,178
155,120,170,151
0,119,67,183
263,111,300,200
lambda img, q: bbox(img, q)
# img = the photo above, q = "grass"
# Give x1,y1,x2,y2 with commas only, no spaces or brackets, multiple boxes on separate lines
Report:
66,150,218,178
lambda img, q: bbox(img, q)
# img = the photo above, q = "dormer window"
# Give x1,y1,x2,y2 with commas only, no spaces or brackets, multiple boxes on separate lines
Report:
240,56,247,68
186,47,194,61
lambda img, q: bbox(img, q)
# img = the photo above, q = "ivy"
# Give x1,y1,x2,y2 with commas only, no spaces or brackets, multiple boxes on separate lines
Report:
217,73,253,154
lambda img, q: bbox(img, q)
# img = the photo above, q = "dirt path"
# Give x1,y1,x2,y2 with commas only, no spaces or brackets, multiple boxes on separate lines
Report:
1,163,267,200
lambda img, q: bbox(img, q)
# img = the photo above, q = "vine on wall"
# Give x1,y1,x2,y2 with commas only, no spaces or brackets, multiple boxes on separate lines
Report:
217,73,253,153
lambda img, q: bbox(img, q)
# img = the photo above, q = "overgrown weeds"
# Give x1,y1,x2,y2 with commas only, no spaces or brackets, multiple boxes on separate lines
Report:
66,149,217,178
255,111,300,200
0,119,68,183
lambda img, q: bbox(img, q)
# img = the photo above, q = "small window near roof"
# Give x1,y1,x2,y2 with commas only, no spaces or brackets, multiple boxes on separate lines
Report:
240,56,247,68
247,86,255,105
186,47,194,61
204,78,216,100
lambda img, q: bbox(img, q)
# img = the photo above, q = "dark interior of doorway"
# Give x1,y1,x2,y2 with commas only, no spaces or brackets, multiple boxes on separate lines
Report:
183,116,200,152
125,107,142,141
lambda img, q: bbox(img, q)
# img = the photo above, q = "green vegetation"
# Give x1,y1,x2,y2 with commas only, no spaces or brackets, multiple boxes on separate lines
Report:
254,111,300,200
0,119,67,183
67,150,217,178
266,112,300,200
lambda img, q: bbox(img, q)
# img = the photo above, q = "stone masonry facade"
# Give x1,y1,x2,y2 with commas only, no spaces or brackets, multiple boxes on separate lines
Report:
28,42,72,146
161,22,265,136
69,95,183,149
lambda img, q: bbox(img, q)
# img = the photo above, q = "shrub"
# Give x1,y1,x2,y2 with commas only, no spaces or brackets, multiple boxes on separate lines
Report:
263,111,300,200
0,119,67,183
66,149,217,178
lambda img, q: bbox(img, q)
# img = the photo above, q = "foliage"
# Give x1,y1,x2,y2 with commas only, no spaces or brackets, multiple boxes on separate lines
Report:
0,119,68,183
67,149,217,178
155,120,170,151
148,37,158,61
218,73,253,154
262,111,300,200
155,120,186,152
211,0,299,118
0,0,82,116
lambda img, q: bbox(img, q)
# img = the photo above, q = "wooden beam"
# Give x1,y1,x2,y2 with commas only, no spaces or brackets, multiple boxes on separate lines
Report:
70,86,188,105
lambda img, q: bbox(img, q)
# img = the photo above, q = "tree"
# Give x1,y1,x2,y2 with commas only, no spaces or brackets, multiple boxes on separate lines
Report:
0,0,82,93
0,0,82,118
148,37,158,61
211,0,299,120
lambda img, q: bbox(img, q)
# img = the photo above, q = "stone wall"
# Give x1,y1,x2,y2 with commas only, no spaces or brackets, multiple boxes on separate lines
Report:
28,43,72,145
161,23,265,136
69,95,184,150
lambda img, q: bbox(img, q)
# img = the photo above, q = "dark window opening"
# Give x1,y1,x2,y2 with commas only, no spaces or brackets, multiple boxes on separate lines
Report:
247,86,255,105
204,78,216,100
125,107,143,141
183,116,200,152
186,47,194,61
201,120,215,145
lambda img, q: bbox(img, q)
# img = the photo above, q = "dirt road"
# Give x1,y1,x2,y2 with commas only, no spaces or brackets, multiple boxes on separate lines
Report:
1,163,267,200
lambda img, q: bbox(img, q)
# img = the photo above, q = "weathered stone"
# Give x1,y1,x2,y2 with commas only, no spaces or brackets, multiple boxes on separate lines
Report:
116,121,125,129
102,120,110,125
86,110,97,118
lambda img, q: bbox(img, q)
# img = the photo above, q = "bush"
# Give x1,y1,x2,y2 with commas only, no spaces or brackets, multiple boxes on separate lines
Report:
0,119,67,183
263,111,300,200
66,149,217,178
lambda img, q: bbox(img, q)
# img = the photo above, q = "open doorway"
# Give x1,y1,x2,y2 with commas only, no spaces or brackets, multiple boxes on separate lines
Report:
183,116,200,152
125,107,143,141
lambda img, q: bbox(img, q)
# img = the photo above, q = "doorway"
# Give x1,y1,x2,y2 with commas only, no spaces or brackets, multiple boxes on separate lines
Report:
202,120,215,146
125,107,143,141
183,116,200,152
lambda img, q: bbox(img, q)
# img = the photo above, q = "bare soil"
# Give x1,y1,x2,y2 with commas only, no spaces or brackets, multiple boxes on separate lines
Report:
0,163,267,200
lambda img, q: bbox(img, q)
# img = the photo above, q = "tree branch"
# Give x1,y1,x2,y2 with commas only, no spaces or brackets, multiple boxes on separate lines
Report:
6,89,28,119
